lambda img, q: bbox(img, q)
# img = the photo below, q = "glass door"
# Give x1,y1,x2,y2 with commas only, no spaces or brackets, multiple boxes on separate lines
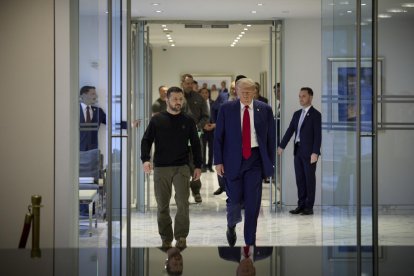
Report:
321,0,376,274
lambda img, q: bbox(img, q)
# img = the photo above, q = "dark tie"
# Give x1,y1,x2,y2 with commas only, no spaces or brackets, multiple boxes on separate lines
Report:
242,105,251,159
86,106,91,123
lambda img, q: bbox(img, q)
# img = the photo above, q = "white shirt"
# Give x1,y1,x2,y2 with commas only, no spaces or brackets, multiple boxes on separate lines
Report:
240,101,259,148
81,102,93,121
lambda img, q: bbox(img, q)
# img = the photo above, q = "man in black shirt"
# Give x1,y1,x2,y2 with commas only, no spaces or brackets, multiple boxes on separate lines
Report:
141,86,202,250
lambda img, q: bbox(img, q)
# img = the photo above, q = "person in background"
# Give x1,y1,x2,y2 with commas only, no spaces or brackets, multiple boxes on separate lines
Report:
219,80,228,93
277,87,321,216
192,80,199,92
199,87,215,173
210,84,219,101
141,86,202,250
79,85,106,151
181,73,210,203
152,85,168,115
254,82,268,104
214,78,276,249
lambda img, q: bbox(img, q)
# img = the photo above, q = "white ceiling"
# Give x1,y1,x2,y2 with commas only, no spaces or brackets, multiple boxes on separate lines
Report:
130,0,414,47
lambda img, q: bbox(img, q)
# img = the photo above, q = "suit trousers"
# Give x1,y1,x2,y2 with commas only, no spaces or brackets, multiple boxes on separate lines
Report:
201,130,214,167
153,165,191,242
225,148,263,245
294,144,317,209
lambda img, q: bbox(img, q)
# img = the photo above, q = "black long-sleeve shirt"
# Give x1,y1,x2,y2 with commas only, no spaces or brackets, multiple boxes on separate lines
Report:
141,111,202,168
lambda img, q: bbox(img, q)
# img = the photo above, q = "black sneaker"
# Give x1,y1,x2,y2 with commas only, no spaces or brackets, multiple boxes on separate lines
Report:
226,226,236,247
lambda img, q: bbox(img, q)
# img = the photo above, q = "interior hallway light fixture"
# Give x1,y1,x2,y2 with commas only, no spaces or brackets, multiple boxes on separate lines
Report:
401,3,414,8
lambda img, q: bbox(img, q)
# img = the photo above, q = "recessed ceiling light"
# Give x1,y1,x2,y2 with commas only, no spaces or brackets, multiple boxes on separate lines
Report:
257,3,263,6
161,25,166,28
340,1,349,5
251,10,257,14
152,3,159,6
155,10,162,13
231,45,235,47
241,32,245,34
401,3,414,8
244,28,248,31
347,10,352,13
378,13,392,18
171,44,175,47
247,24,252,27
163,28,168,31
387,8,407,13
361,3,367,6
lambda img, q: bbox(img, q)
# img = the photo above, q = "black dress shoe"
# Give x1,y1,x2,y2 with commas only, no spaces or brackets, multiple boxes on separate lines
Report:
226,226,236,247
301,209,314,215
213,187,224,195
289,207,304,214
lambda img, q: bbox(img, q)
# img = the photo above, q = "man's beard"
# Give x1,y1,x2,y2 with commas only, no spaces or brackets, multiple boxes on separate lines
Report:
169,104,181,112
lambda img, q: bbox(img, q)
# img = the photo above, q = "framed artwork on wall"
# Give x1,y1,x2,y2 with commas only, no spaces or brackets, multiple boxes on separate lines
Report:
191,74,233,100
325,57,383,131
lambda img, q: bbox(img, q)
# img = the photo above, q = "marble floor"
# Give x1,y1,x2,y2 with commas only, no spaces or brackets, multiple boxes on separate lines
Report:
80,170,414,248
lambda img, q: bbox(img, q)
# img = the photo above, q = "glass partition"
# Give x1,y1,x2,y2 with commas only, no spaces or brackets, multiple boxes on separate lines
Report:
78,0,109,274
377,0,414,274
321,0,375,274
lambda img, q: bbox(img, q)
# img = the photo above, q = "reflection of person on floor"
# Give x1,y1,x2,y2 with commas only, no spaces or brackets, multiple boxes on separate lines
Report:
164,247,183,275
218,246,273,276
141,87,202,250
214,78,276,248
277,87,321,216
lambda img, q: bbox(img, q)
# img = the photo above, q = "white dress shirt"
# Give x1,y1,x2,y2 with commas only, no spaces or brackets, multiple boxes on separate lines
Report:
240,101,259,148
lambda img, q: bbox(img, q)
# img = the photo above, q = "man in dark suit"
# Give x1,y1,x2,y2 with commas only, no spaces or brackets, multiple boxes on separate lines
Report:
79,86,106,151
278,87,321,215
199,87,215,172
214,78,276,248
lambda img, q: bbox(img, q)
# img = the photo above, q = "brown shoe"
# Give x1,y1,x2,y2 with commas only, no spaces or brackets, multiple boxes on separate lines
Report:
162,240,172,249
193,193,202,203
175,237,187,250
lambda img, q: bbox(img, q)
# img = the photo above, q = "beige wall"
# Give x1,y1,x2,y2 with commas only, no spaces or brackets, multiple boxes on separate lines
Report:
0,0,55,248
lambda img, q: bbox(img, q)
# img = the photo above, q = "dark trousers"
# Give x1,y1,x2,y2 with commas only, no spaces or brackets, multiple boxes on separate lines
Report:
201,130,214,167
225,148,262,246
294,144,317,209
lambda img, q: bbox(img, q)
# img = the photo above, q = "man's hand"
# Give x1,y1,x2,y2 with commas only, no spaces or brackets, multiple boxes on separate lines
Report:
277,147,283,155
203,123,214,131
143,161,152,173
310,153,319,164
193,168,201,181
215,164,224,177
131,119,141,128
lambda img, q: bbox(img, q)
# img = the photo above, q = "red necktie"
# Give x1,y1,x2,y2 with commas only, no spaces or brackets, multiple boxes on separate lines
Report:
86,106,91,123
243,246,250,258
242,105,251,159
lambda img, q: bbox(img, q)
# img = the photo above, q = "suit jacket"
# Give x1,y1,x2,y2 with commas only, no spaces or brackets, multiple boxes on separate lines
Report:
279,105,321,156
214,100,276,179
80,105,106,151
218,246,273,263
